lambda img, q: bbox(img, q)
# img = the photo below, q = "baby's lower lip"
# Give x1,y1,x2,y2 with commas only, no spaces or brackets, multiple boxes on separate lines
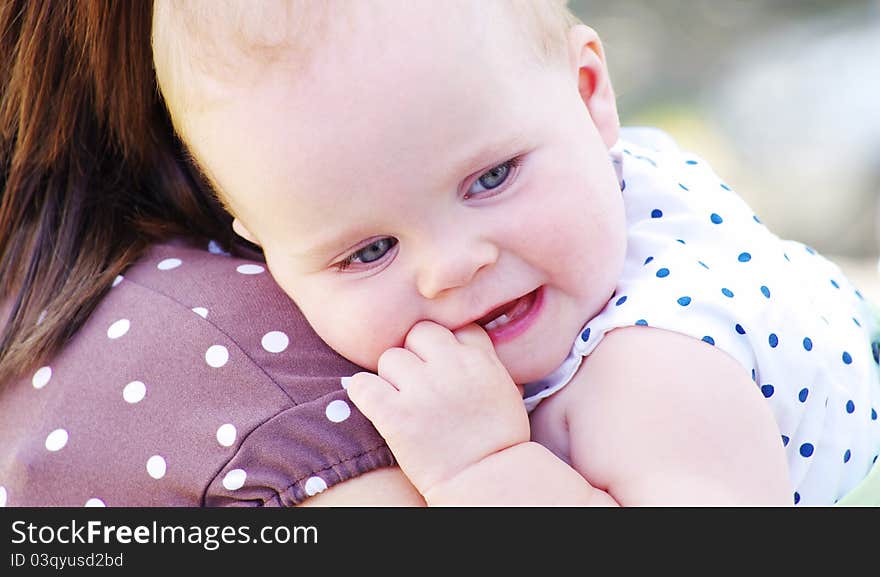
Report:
483,287,544,344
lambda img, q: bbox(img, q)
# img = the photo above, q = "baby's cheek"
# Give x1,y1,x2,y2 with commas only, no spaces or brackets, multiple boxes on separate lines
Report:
261,256,405,370
312,300,408,373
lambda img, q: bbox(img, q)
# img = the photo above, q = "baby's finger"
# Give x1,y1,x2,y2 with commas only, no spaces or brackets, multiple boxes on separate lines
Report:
452,323,496,352
345,371,397,422
376,346,424,390
403,320,458,361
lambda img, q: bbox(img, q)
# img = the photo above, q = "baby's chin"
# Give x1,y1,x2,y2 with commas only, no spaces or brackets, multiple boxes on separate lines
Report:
499,353,566,389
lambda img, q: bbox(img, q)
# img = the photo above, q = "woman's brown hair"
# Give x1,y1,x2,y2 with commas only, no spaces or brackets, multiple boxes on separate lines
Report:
0,1,243,386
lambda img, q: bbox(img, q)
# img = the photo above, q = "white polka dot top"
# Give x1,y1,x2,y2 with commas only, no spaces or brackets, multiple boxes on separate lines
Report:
523,128,880,506
0,237,393,507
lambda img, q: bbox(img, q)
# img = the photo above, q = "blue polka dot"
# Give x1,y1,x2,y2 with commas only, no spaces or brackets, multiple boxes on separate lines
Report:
686,160,698,165
805,246,816,255
644,256,654,265
721,288,734,298
783,253,790,261
793,492,800,505
844,449,851,463
769,333,779,348
846,400,855,414
842,351,853,365
581,328,591,342
872,408,877,420
721,183,731,191
735,324,746,335
635,154,657,167
702,336,715,346
760,285,771,298
753,215,762,224
677,296,691,306
798,388,809,403
620,179,626,191
830,279,840,289
800,443,814,458
656,268,670,278
679,183,689,191
738,252,751,262
710,213,723,224
635,319,648,326
651,209,663,218
802,337,813,351
781,435,790,447
751,368,757,382
872,341,879,364
615,296,627,306
676,239,686,245
761,384,774,398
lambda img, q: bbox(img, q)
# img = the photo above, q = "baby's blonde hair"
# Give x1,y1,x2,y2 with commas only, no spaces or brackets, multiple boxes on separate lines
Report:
151,0,582,137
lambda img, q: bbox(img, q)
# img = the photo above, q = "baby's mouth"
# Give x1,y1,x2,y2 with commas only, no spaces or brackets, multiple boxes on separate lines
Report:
476,290,539,331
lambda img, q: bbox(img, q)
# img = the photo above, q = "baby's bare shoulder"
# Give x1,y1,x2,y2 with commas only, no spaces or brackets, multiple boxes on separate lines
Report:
541,326,790,504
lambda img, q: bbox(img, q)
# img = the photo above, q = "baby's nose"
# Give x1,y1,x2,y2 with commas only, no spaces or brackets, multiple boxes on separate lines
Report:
416,238,499,300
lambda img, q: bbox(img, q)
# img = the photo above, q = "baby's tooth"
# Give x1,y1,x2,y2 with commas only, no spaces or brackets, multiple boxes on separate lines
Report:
484,314,510,331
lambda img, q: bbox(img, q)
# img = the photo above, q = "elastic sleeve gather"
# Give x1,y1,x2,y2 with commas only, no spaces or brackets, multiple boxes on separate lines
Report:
205,388,395,506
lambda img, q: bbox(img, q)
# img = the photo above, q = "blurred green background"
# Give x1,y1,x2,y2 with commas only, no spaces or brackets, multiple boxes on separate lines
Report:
569,0,879,293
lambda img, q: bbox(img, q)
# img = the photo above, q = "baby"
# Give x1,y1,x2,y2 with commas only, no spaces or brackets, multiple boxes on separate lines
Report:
151,0,880,505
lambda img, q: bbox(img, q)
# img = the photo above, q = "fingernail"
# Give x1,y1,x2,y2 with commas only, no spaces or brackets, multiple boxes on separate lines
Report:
340,376,353,389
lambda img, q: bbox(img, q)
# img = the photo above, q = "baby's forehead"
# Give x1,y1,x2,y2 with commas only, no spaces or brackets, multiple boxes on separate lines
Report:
152,1,577,222
152,1,324,119
152,0,571,117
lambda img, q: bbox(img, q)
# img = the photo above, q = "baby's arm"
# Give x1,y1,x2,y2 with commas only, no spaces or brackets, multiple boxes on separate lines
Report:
556,326,792,506
346,321,615,506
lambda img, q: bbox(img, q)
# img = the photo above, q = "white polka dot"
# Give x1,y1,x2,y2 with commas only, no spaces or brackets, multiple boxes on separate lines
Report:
325,400,351,423
340,376,352,389
261,331,289,353
216,423,237,447
236,263,265,275
191,307,208,319
157,258,182,270
304,476,328,496
222,469,246,491
45,428,68,452
146,455,166,479
106,318,130,339
207,240,230,255
112,275,124,287
32,366,52,389
122,380,146,404
0,486,6,507
205,345,229,368
84,498,106,507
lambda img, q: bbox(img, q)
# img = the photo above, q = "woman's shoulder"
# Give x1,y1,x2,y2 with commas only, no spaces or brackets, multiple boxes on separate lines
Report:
0,237,390,507
109,236,363,400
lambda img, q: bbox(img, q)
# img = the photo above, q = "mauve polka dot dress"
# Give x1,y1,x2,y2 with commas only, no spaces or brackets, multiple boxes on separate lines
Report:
523,131,880,506
0,237,392,507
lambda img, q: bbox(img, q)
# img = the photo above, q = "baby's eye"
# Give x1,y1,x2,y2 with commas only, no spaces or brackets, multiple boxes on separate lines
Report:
465,157,520,198
337,237,398,270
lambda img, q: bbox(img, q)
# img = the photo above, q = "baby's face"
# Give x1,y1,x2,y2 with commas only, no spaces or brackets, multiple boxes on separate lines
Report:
183,4,626,384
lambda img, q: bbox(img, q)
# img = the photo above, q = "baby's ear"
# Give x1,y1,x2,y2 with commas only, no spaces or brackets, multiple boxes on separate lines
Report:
568,25,620,149
232,218,261,246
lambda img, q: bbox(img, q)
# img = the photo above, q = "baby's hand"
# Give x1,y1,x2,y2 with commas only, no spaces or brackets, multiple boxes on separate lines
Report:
346,320,530,496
